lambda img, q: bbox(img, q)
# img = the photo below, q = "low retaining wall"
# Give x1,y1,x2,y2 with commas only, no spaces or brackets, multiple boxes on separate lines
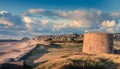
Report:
15,45,37,61
0,44,38,69
0,61,24,69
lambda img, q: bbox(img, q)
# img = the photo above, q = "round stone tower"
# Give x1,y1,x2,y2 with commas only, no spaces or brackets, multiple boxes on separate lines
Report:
83,32,114,54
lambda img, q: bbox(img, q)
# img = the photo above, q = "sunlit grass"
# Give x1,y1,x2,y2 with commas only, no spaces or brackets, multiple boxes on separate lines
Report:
35,56,106,69
25,42,120,69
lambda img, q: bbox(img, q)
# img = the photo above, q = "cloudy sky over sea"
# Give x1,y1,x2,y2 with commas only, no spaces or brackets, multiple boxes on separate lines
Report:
0,0,120,39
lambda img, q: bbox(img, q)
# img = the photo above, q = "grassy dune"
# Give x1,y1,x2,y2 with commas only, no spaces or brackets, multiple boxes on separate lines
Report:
35,54,120,69
24,42,120,69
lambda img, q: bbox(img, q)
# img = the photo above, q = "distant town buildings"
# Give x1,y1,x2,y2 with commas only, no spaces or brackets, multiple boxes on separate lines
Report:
33,33,83,43
113,33,120,40
33,33,120,43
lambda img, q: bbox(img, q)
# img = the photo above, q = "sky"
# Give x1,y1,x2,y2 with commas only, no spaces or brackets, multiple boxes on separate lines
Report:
1,0,120,39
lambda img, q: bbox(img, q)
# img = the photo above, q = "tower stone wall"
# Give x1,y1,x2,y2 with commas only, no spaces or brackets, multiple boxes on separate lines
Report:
83,32,114,54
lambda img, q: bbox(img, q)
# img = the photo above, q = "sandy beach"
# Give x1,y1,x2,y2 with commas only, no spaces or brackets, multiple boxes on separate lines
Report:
0,40,36,64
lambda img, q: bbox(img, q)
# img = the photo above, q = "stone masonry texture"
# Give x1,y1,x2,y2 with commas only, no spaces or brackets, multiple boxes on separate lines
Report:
83,32,114,54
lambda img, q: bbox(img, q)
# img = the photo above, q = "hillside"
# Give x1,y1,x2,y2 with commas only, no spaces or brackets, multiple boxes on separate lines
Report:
24,42,120,69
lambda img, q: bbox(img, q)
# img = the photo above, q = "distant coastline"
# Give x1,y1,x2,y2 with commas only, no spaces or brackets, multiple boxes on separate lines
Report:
0,39,19,42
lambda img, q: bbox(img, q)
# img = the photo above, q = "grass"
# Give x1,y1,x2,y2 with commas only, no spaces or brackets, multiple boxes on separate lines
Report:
25,42,120,69
61,43,83,48
35,54,120,69
35,56,107,69
29,49,48,56
62,59,104,69
60,43,83,53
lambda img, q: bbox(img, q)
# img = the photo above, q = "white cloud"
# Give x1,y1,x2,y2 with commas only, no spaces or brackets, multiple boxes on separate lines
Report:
0,11,26,32
23,16,33,28
53,23,68,31
0,11,13,27
41,20,49,25
101,20,116,27
28,9,45,14
59,11,68,17
0,11,8,15
111,12,120,17
99,20,118,33
23,16,37,29
0,10,27,38
70,20,81,28
25,9,120,34
71,10,87,17
70,19,89,28
2,9,120,39
0,18,13,26
23,16,33,23
106,28,114,33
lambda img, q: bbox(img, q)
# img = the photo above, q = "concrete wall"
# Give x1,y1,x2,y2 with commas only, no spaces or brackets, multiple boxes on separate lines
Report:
0,45,37,69
0,61,24,69
83,32,114,54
